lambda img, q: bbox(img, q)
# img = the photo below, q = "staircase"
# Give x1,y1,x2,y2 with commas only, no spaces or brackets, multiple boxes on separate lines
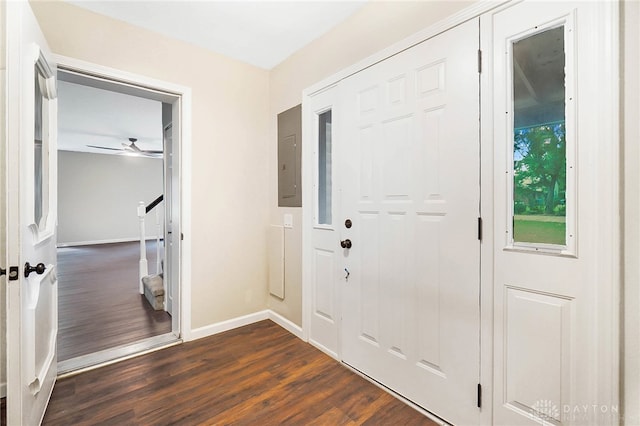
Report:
138,195,165,310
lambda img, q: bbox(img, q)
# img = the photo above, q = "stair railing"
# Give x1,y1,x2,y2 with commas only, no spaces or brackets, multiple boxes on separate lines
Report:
138,194,164,294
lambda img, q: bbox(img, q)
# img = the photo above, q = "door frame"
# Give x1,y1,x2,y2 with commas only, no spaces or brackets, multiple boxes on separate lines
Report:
623,1,640,423
301,0,620,423
53,54,194,342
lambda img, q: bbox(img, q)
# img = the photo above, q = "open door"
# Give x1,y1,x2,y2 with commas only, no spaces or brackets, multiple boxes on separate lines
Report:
163,123,174,315
5,2,58,425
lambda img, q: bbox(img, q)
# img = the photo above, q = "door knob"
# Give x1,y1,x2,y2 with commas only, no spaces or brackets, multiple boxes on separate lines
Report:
340,239,352,249
24,262,46,278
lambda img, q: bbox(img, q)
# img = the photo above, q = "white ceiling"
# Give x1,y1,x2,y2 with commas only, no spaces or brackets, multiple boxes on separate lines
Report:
66,0,367,69
58,80,164,156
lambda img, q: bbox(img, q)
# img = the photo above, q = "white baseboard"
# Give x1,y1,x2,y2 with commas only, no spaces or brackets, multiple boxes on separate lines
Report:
57,237,162,248
268,310,304,339
0,381,5,398
187,309,304,342
309,339,339,360
187,310,269,341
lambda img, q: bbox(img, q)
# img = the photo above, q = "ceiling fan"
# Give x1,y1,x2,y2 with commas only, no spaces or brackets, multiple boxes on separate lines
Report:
87,138,162,157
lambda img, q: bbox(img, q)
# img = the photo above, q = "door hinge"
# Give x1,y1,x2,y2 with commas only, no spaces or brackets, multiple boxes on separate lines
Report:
181,233,184,241
478,217,483,241
477,49,482,73
477,383,482,408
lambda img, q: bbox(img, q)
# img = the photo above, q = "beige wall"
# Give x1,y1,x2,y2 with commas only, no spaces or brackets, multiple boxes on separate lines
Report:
267,1,474,325
30,0,271,329
57,151,164,245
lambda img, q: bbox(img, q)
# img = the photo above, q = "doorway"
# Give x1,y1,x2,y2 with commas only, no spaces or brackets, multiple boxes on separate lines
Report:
55,66,184,374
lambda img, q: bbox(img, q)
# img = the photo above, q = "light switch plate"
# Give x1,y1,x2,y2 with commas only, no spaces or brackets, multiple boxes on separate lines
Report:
284,214,293,229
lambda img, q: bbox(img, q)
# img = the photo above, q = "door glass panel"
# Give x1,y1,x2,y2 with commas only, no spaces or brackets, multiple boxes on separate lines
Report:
318,110,332,225
34,72,46,227
512,26,566,246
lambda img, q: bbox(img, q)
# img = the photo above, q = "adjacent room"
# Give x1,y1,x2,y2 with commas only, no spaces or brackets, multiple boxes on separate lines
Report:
55,77,176,371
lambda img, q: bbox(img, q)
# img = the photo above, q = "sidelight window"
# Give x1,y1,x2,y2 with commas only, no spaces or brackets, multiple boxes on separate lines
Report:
317,110,332,225
511,26,568,247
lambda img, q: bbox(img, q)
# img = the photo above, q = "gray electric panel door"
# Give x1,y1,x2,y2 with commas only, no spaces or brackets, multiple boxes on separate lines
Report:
278,104,302,207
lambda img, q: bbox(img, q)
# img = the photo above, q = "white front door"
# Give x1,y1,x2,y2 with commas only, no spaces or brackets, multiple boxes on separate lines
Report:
340,19,480,425
5,2,59,425
486,1,619,424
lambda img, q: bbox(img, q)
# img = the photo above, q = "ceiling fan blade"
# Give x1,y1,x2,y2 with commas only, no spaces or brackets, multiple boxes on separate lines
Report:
87,145,123,151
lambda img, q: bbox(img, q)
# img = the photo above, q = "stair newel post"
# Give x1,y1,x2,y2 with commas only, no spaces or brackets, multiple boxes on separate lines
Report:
156,207,162,275
138,201,148,294
156,207,166,310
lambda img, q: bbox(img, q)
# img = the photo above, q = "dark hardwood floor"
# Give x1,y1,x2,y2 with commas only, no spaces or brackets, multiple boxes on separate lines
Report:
43,320,436,425
57,241,171,361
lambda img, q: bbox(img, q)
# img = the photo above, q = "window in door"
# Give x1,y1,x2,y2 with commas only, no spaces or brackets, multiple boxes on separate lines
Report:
34,73,45,227
33,55,55,233
317,110,332,225
511,25,574,250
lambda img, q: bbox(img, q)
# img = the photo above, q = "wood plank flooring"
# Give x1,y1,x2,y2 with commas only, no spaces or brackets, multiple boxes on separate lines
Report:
43,320,436,425
57,241,171,361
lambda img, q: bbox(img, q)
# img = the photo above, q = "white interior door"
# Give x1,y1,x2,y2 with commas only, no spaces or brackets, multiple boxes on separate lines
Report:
167,105,182,334
6,2,58,425
487,1,619,424
164,123,174,315
340,18,480,425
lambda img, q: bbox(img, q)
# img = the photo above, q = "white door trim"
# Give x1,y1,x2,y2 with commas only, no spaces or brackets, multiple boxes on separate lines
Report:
52,54,194,341
623,1,640,424
588,1,620,413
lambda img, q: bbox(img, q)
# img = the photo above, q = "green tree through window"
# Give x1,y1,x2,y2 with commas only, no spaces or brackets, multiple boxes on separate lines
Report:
513,122,566,245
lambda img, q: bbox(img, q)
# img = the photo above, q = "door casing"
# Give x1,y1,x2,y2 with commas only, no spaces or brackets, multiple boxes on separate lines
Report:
52,54,194,342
